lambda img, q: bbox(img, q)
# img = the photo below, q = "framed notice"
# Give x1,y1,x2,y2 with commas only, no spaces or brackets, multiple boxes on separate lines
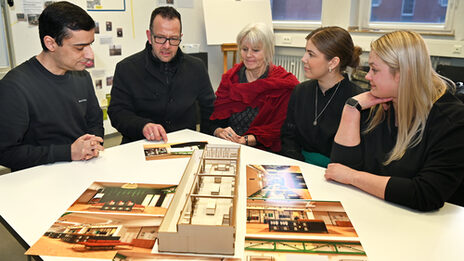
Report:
87,0,126,12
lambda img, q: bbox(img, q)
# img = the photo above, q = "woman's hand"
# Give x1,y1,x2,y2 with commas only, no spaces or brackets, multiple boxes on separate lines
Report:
325,163,390,200
353,91,393,111
214,127,242,143
324,163,357,185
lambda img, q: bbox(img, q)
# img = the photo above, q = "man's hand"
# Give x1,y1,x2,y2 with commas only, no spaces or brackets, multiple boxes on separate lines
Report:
71,134,104,161
143,123,168,142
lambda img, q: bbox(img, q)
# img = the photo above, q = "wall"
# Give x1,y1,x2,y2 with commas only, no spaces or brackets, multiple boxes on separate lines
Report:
5,0,464,84
274,0,464,64
5,0,225,85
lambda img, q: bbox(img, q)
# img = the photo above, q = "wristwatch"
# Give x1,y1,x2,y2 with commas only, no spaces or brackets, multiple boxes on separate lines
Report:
345,98,363,112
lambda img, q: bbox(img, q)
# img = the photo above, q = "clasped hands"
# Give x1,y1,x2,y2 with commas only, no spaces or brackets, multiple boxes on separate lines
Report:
71,134,104,161
214,127,252,145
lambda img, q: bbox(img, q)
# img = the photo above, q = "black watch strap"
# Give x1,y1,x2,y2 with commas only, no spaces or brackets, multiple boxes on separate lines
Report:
345,98,362,112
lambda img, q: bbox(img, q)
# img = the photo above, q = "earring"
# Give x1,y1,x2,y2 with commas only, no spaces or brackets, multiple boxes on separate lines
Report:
329,68,332,73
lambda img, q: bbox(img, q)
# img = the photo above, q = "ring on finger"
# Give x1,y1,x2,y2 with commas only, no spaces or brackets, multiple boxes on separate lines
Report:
228,133,232,137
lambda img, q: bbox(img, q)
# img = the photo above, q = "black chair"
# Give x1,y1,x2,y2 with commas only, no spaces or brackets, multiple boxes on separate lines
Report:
436,64,463,83
436,64,464,102
188,52,209,130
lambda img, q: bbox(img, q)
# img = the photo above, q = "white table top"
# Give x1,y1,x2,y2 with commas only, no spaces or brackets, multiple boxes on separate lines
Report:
0,129,463,261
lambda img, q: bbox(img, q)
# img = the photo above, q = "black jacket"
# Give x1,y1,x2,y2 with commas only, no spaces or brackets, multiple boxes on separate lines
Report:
108,42,215,143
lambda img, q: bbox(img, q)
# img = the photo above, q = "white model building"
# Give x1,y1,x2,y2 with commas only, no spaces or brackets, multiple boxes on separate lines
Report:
157,144,240,255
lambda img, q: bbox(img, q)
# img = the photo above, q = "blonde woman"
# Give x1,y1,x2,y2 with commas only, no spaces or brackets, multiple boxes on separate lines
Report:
325,31,464,211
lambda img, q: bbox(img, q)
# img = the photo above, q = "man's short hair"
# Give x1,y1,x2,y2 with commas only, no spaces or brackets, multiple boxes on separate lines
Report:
149,6,182,33
39,1,95,51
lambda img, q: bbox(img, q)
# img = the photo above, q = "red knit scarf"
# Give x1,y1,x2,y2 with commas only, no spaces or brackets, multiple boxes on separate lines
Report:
210,63,299,151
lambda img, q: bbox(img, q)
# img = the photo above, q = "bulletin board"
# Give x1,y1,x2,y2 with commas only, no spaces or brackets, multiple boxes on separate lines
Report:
202,0,272,45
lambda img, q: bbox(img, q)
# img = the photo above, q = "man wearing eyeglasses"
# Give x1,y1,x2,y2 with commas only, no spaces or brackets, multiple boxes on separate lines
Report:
108,6,215,144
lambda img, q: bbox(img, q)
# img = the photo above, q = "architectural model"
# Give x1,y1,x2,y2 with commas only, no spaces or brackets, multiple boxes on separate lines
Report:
157,144,240,255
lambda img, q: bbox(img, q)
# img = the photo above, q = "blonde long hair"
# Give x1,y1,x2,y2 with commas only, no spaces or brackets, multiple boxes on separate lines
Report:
366,31,447,165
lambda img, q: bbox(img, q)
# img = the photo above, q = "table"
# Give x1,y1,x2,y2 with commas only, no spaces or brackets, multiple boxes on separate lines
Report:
0,129,463,261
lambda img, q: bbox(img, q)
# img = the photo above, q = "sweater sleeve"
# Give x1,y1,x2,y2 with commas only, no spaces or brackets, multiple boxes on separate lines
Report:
0,83,72,171
280,89,304,161
330,106,369,170
385,124,464,211
330,142,364,170
108,62,152,141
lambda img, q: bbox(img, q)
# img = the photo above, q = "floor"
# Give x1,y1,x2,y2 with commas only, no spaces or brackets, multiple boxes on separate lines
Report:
0,223,32,261
0,133,123,261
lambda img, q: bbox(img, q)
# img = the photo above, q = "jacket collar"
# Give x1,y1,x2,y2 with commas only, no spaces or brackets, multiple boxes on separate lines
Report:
144,41,183,81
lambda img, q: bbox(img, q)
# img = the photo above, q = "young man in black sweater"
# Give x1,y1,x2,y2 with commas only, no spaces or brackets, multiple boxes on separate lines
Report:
0,1,104,171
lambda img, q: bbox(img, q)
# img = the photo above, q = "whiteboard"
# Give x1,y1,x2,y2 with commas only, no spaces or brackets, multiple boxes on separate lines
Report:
202,0,272,45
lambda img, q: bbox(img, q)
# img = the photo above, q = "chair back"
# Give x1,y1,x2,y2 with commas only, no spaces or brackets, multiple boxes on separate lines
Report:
436,64,464,102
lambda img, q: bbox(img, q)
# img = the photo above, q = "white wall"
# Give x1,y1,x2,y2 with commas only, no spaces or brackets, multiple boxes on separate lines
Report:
274,0,464,61
5,0,464,86
4,0,225,91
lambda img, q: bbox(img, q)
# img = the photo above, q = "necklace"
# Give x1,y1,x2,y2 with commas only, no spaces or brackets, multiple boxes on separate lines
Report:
313,81,342,126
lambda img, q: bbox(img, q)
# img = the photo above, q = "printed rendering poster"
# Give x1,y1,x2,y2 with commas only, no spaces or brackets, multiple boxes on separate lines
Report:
144,141,208,160
245,165,368,260
244,249,368,261
246,165,311,201
26,181,177,259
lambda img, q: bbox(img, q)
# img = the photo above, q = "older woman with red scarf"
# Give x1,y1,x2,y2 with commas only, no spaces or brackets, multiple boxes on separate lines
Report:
210,23,299,152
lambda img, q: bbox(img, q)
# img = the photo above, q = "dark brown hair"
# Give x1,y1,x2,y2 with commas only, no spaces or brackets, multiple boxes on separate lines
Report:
149,6,182,33
306,26,361,71
39,1,95,51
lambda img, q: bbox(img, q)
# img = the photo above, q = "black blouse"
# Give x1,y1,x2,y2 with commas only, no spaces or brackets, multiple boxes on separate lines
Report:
331,91,464,211
280,77,365,161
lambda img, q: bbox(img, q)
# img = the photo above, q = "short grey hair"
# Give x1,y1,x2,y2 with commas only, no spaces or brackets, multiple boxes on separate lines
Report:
236,23,275,66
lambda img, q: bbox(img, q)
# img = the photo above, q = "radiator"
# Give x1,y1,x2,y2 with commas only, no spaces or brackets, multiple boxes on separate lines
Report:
273,55,305,82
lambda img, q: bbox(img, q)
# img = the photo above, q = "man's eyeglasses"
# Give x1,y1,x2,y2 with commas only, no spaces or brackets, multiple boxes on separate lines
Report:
152,34,182,46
